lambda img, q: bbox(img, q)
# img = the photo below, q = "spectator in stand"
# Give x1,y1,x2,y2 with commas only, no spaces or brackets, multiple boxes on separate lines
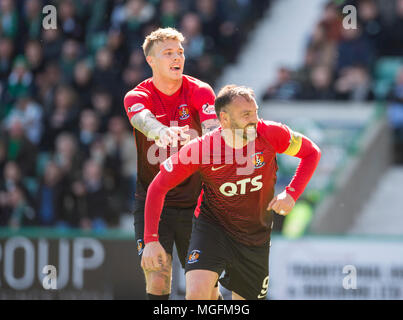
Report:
91,88,116,133
59,39,82,84
121,65,145,99
181,13,206,74
58,0,85,41
77,108,100,157
22,0,43,42
193,0,241,64
35,161,67,227
0,161,31,200
298,65,335,100
180,13,206,62
42,84,80,151
51,132,85,227
53,132,83,184
0,37,15,120
318,1,343,43
92,47,120,99
336,24,374,75
381,0,403,56
159,0,182,29
127,48,150,79
357,0,384,58
262,67,300,101
110,0,127,29
35,62,62,119
72,60,93,110
41,29,64,62
0,0,19,39
0,161,35,227
84,0,110,40
334,65,374,101
121,0,156,52
194,53,218,86
7,56,34,103
103,116,138,213
1,185,35,229
305,22,337,71
194,0,220,44
71,159,115,230
25,40,45,77
2,118,37,177
0,37,14,83
3,94,43,145
106,27,128,71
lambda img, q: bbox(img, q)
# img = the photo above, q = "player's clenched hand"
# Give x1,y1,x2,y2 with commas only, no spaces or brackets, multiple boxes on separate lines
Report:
141,241,168,271
267,190,295,216
155,125,190,148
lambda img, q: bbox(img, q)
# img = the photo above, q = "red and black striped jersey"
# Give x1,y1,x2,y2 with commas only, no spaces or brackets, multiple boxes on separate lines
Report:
123,75,217,208
144,119,321,246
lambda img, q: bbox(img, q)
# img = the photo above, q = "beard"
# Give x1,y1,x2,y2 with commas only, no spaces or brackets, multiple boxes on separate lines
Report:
243,124,257,140
229,121,257,142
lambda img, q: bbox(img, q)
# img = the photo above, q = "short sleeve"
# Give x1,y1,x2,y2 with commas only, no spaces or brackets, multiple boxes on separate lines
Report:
123,90,151,121
191,84,217,123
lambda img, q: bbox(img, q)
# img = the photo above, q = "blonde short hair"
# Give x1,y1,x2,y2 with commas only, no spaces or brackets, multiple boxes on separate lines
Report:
142,27,185,57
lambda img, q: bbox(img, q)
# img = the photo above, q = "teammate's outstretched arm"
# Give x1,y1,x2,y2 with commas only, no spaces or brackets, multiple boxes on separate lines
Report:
130,109,190,148
141,143,200,270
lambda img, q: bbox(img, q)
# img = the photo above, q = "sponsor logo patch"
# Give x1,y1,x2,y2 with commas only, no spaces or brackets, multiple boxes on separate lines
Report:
128,103,145,113
188,250,201,264
178,104,190,120
202,103,215,115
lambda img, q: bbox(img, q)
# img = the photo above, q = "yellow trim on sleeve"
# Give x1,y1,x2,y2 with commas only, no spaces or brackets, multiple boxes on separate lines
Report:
283,131,303,156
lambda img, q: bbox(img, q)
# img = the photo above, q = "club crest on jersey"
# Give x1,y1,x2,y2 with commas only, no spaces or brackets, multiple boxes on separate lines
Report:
188,250,201,264
252,152,265,169
137,239,144,255
178,104,190,120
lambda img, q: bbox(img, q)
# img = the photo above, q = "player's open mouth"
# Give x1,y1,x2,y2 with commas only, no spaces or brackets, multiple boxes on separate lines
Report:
171,66,181,71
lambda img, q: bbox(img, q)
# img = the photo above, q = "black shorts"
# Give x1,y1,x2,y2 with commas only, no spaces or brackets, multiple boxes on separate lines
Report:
185,216,270,300
133,200,195,269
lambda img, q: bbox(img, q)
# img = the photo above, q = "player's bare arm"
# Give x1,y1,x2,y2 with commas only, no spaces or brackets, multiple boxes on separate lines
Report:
130,109,190,147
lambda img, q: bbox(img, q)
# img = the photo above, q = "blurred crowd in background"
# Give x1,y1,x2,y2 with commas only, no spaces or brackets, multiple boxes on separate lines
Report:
0,0,271,230
261,0,403,163
1,0,402,231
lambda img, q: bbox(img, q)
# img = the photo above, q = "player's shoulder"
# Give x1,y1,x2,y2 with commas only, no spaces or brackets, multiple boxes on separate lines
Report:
124,78,153,101
257,119,286,132
257,119,292,143
183,75,214,92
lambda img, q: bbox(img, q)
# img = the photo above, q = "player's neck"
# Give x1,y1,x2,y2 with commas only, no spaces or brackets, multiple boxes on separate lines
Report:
152,74,183,96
